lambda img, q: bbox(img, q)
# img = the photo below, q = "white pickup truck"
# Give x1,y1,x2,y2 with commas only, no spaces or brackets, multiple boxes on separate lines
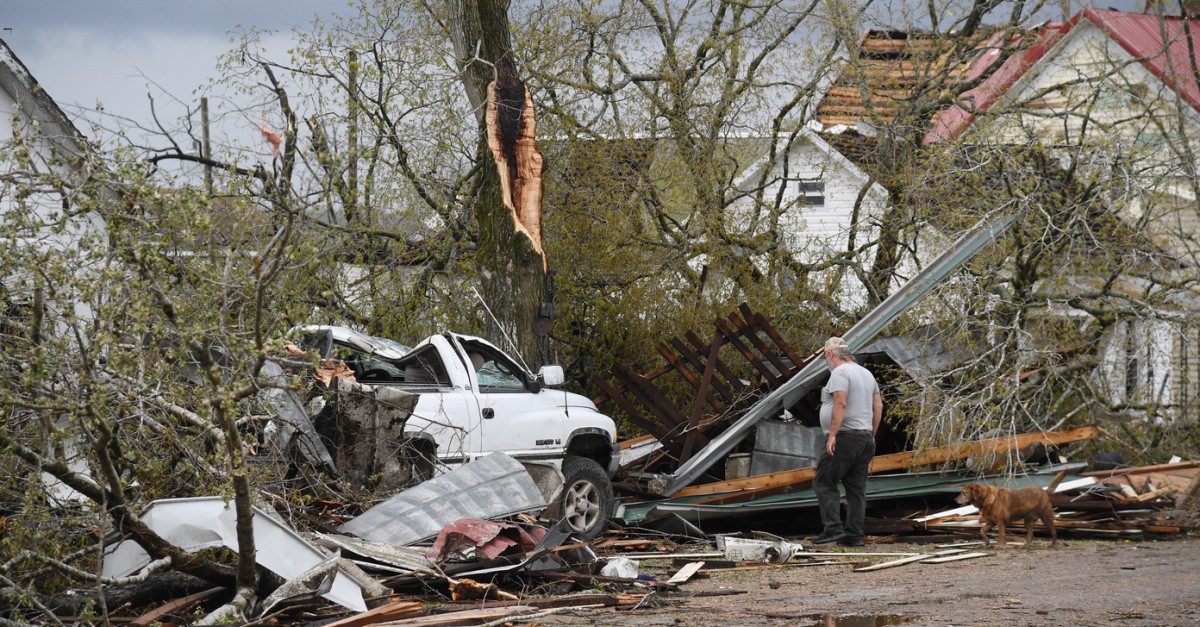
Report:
291,326,619,539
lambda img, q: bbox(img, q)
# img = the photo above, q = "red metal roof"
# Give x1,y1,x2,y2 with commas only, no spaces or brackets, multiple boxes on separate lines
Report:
925,9,1200,143
924,23,1066,144
1084,8,1200,114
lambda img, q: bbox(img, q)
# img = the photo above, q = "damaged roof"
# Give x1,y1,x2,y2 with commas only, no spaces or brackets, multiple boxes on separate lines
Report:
813,24,1061,136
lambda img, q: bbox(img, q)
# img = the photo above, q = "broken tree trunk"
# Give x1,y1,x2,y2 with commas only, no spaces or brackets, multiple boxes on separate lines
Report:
449,0,550,366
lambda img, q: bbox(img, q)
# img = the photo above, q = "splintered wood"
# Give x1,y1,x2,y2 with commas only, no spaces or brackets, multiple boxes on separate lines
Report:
485,57,547,272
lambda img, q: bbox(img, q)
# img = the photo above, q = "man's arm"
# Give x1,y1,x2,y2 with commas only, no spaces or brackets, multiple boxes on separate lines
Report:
872,392,883,435
827,390,848,455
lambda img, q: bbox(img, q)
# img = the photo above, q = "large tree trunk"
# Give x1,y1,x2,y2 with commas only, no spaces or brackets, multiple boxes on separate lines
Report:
449,0,550,366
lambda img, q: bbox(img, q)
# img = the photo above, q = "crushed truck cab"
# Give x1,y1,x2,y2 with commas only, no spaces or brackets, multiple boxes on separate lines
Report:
293,326,619,538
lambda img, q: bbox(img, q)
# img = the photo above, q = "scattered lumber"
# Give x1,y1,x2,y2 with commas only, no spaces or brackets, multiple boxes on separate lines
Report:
921,552,989,564
322,600,425,627
667,561,705,584
385,605,538,626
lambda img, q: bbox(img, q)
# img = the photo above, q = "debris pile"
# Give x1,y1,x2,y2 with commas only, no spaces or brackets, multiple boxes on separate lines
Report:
30,450,1196,625
918,460,1200,541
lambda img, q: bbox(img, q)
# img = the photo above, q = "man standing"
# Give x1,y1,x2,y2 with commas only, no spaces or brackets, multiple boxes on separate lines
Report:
810,337,883,547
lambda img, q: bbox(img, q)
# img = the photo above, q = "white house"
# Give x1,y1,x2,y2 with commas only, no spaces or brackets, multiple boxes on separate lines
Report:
0,38,103,254
936,8,1200,421
1,38,105,503
725,125,891,310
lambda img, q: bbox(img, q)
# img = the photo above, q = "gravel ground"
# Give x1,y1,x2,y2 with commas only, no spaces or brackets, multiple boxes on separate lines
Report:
531,535,1200,626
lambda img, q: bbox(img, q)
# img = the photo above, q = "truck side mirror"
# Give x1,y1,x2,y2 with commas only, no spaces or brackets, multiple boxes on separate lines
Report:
539,365,565,387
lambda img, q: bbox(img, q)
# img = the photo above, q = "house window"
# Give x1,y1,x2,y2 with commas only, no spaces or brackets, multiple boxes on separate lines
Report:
796,179,825,207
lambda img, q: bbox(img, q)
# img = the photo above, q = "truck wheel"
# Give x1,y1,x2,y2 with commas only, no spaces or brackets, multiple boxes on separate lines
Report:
559,456,613,540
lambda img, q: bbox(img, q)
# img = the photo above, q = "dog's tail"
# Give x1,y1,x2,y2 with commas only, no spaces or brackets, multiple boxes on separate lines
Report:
1046,467,1069,494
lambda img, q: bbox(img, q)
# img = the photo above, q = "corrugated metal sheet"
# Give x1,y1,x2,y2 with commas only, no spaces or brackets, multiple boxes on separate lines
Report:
339,452,546,546
102,497,367,612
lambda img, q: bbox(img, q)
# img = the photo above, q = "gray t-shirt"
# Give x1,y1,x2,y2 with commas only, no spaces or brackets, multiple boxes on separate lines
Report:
819,362,880,435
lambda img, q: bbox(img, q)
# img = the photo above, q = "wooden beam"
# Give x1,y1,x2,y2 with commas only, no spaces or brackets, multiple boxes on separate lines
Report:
667,561,706,584
657,341,726,412
130,588,226,627
611,363,688,433
321,600,425,627
728,311,791,380
853,549,965,572
670,336,738,403
714,318,780,387
672,425,1099,500
739,303,806,367
592,374,674,442
680,334,723,463
685,331,744,394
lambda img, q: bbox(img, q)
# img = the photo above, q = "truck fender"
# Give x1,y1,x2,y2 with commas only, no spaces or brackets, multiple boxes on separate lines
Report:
566,428,618,476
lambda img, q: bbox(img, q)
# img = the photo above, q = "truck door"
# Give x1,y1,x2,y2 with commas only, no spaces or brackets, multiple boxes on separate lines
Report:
451,337,566,462
399,337,484,465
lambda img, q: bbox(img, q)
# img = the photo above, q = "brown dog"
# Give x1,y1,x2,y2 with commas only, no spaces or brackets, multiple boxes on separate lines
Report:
955,483,1058,549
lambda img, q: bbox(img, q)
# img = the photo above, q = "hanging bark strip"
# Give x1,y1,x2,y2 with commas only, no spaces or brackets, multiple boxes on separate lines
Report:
485,58,548,272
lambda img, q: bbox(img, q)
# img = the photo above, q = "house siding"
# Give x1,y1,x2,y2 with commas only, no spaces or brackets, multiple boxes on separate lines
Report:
728,135,888,309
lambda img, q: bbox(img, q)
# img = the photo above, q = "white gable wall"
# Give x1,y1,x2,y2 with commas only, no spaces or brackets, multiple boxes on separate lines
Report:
1,43,106,290
726,132,889,309
989,22,1200,236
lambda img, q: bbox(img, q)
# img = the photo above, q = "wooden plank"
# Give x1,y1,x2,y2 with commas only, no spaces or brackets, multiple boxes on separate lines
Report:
592,374,674,442
853,549,966,572
914,505,977,523
745,305,805,373
793,551,919,558
130,587,226,627
657,342,704,387
714,318,780,387
1180,470,1200,507
670,336,737,403
1131,486,1172,502
869,426,1099,470
685,331,744,395
386,605,537,626
920,552,989,564
673,425,1099,500
609,366,685,438
1082,460,1199,477
701,560,858,573
729,311,791,380
322,600,425,627
680,334,723,462
667,561,706,584
623,551,724,560
612,363,689,434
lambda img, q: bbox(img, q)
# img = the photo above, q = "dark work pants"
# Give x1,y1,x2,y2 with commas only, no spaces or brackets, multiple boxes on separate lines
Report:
813,429,876,538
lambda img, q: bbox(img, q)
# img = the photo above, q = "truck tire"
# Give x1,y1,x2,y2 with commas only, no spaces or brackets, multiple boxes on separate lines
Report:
559,456,613,540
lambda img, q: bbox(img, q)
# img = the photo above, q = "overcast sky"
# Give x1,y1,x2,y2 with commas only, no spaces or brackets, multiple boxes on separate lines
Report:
3,1,342,141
